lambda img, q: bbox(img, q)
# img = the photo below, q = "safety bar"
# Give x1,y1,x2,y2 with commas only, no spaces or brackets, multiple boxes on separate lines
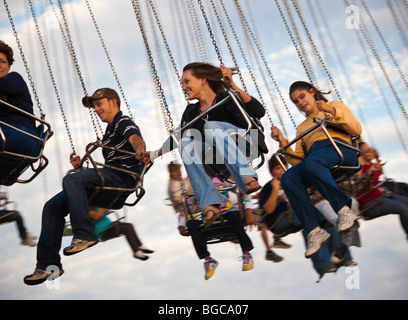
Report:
67,139,152,208
0,99,53,160
174,89,261,139
274,116,361,176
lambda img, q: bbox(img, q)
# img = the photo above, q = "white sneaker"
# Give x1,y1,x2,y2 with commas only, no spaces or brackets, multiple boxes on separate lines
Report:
305,227,330,258
337,206,357,233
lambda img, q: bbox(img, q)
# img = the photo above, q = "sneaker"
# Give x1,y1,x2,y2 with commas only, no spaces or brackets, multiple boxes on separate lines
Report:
241,253,254,271
265,250,283,262
204,258,219,280
272,238,292,249
304,227,330,258
63,238,98,256
24,268,64,286
134,250,149,261
337,206,357,233
21,233,38,247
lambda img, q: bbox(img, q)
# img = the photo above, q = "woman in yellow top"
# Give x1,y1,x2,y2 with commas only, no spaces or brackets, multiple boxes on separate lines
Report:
272,81,362,258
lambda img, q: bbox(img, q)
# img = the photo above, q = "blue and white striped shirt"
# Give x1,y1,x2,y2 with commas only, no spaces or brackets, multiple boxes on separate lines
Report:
102,111,143,183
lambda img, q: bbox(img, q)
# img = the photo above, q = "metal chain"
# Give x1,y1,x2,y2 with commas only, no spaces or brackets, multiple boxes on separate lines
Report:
385,0,408,50
134,0,186,196
49,0,102,138
197,0,223,66
209,0,246,91
85,0,133,120
147,0,183,86
234,0,297,131
218,0,282,131
360,0,408,91
186,0,209,62
290,0,342,101
28,0,75,153
3,0,45,118
145,0,173,134
346,0,408,128
343,0,408,158
131,0,174,132
278,0,317,87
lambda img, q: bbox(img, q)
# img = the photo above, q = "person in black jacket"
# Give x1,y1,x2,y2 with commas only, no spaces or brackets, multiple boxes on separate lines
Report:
143,62,267,228
0,40,39,157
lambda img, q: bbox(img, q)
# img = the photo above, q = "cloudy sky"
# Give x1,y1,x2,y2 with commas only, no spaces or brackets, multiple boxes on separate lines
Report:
1,0,408,301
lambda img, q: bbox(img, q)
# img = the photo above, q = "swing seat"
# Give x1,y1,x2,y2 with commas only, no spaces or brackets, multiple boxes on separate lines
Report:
274,116,361,183
187,185,245,245
0,123,51,186
0,100,52,186
201,219,238,244
269,211,303,238
87,184,146,210
72,140,151,210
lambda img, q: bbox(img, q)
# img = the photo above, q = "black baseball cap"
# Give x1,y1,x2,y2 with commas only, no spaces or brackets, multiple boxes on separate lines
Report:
82,88,121,108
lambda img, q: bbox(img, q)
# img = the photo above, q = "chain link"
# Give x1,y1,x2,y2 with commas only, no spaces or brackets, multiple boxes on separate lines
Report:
28,0,75,153
197,0,223,66
3,0,45,118
290,0,342,101
49,0,102,138
131,0,175,132
85,0,133,120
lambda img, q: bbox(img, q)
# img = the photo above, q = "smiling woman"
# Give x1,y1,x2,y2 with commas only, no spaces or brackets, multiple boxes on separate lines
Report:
143,62,267,226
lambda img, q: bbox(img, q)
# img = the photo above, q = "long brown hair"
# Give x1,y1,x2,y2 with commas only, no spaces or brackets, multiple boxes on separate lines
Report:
289,81,330,102
183,62,230,94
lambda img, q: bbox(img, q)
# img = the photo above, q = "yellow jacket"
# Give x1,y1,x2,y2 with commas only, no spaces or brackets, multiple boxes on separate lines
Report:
285,100,362,165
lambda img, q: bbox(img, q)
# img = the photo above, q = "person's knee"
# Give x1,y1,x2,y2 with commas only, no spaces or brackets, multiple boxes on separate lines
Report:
187,219,200,230
281,170,299,189
62,173,77,189
43,193,67,218
302,157,326,176
225,211,241,224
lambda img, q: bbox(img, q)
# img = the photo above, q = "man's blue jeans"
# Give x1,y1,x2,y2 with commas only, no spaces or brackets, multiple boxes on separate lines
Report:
281,139,358,234
36,168,131,270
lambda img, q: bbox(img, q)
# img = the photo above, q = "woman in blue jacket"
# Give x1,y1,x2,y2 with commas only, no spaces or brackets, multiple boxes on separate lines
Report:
0,40,39,157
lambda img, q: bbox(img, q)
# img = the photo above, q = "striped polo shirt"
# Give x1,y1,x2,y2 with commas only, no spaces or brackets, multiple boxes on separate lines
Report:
102,111,143,184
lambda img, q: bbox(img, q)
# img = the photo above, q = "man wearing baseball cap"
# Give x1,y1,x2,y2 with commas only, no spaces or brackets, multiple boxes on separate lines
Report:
24,88,146,285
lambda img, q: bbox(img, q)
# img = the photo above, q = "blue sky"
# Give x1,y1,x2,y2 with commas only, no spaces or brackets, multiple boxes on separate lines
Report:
1,0,408,300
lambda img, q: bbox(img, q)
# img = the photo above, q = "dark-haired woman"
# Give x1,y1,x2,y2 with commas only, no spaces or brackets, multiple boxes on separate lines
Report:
271,81,362,258
143,63,267,228
0,41,39,157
